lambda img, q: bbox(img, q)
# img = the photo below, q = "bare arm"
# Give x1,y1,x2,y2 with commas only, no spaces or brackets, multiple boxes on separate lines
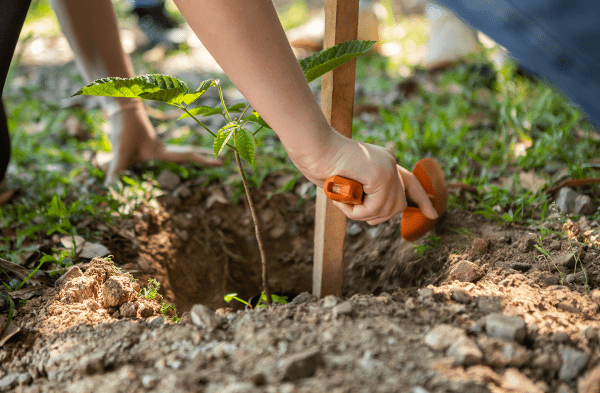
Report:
173,0,438,224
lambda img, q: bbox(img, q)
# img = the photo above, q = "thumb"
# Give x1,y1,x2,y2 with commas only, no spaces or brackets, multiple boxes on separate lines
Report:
397,165,439,220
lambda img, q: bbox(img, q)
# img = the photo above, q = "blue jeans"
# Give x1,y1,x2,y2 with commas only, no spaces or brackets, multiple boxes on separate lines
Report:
435,0,600,128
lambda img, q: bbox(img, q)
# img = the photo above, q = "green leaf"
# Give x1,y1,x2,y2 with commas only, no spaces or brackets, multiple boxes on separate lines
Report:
213,124,237,157
227,103,246,113
182,79,217,105
299,40,376,83
178,106,223,120
47,195,67,218
235,128,256,165
73,74,189,98
139,87,187,105
243,112,271,129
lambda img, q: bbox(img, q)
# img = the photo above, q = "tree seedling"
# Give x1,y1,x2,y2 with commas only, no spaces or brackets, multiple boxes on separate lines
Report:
224,292,287,309
74,40,374,306
140,278,180,323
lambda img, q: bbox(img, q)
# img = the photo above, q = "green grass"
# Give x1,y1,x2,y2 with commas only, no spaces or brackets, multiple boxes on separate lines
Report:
2,13,600,290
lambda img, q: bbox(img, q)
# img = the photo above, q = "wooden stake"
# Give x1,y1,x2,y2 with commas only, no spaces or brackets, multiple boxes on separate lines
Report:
313,0,359,298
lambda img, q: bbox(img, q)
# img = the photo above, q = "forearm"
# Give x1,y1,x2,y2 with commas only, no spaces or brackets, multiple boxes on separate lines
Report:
173,0,334,158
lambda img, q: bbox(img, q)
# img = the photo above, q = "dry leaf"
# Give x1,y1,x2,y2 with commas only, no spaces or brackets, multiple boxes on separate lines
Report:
0,258,53,286
519,170,546,193
0,315,20,347
0,189,16,206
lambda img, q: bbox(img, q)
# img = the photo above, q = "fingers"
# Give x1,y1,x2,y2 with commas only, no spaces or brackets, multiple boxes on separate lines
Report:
397,165,439,220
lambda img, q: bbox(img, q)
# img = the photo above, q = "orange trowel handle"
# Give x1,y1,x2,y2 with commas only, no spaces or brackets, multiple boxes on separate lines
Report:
323,175,420,207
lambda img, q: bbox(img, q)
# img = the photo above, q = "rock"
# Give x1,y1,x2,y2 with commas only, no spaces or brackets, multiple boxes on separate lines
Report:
179,311,192,324
157,170,181,190
465,365,501,385
424,324,466,351
347,223,362,236
510,263,531,272
55,266,83,288
501,368,543,393
0,374,18,392
448,260,485,282
476,297,502,313
295,182,315,199
556,383,574,393
476,336,530,367
291,292,317,305
578,366,600,393
566,271,587,284
150,316,165,326
531,352,561,372
142,375,159,389
447,336,482,366
549,240,562,251
281,348,322,381
139,304,155,318
79,242,110,259
62,276,96,303
470,238,491,255
418,288,434,299
332,301,353,318
119,301,137,318
485,313,527,343
322,295,339,308
101,276,136,308
555,253,577,269
190,304,223,330
555,187,598,215
517,233,537,253
451,288,472,304
559,347,590,381
411,387,430,393
173,184,192,199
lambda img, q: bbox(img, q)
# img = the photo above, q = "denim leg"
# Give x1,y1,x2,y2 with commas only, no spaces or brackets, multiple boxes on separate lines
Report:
0,0,33,182
434,0,600,127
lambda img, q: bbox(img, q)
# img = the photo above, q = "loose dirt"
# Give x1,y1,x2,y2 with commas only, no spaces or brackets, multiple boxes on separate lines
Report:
2,177,600,393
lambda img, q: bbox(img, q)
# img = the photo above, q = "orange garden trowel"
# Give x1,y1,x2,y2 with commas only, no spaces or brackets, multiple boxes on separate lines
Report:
324,158,448,242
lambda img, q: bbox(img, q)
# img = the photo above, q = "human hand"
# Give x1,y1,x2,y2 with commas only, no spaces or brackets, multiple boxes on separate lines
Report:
287,130,439,225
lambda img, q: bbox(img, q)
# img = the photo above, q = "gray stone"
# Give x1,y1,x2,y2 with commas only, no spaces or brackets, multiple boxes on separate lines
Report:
555,187,598,215
556,253,577,269
476,297,502,313
549,240,562,251
447,336,482,366
0,373,29,392
79,242,110,259
451,288,472,304
332,301,353,318
142,375,159,389
173,184,192,199
517,233,537,253
411,387,430,393
150,316,165,327
556,383,574,393
322,295,339,308
559,347,590,380
566,271,587,284
477,336,530,367
417,288,434,298
190,304,223,330
157,170,181,190
424,324,466,351
501,368,543,393
55,265,83,288
485,313,527,343
448,260,485,282
291,292,317,305
347,223,362,236
281,348,322,381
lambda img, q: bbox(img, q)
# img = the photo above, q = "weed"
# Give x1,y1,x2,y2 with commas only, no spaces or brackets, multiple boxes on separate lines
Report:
534,244,567,284
74,40,375,306
140,278,180,323
0,293,15,337
224,292,288,309
413,235,442,258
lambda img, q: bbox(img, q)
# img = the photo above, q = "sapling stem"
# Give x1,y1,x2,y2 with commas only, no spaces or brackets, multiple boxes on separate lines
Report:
234,151,271,305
